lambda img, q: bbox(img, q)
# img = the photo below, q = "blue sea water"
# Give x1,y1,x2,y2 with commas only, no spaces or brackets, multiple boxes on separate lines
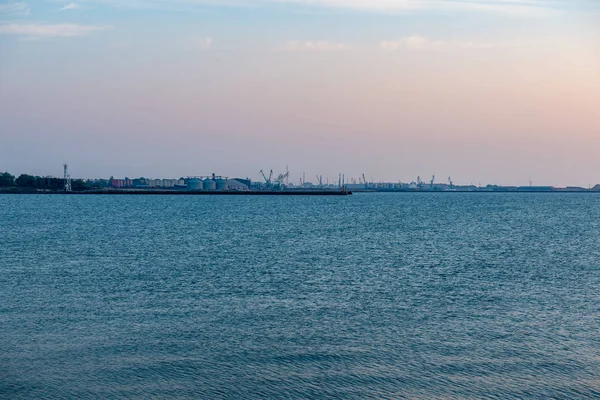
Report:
1,193,600,399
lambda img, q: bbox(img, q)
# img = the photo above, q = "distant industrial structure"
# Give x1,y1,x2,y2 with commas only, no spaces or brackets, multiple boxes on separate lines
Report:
111,178,185,189
26,164,599,194
185,174,250,191
87,168,600,193
63,164,71,192
108,173,252,191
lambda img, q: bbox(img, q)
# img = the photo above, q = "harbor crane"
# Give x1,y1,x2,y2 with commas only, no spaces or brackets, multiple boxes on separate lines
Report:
274,171,290,188
430,175,435,190
259,169,273,187
417,176,423,190
316,175,323,187
362,173,368,188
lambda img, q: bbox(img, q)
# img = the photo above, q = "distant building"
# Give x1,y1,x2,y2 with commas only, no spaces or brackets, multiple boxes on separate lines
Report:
226,179,249,191
111,179,126,188
345,184,365,190
517,186,554,191
232,178,251,187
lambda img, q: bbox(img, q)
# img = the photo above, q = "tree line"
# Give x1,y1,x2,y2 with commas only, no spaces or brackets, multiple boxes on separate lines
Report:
0,172,95,191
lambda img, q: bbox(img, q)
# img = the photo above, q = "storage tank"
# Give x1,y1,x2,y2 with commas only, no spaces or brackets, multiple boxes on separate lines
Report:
188,178,203,191
215,178,227,190
203,178,216,190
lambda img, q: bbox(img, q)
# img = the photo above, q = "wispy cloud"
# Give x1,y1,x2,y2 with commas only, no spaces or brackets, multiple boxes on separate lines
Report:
0,1,30,16
65,0,576,17
380,35,522,51
281,40,351,52
381,36,444,51
198,36,213,49
0,23,111,39
61,3,80,10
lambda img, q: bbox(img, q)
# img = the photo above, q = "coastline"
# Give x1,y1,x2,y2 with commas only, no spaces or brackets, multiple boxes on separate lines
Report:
2,188,599,195
0,188,352,196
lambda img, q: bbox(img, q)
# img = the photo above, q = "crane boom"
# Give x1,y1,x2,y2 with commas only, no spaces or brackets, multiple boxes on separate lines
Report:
259,169,273,186
316,175,323,186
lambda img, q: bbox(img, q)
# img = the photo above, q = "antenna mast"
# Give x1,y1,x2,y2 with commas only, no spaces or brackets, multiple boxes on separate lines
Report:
63,164,72,192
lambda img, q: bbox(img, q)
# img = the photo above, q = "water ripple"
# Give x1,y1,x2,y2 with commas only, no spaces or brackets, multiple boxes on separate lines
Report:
1,193,600,399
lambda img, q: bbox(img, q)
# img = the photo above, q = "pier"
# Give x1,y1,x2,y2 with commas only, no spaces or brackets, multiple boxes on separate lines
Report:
67,189,353,196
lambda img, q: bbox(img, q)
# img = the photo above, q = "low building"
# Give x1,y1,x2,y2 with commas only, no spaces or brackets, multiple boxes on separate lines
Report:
226,179,249,191
111,179,126,188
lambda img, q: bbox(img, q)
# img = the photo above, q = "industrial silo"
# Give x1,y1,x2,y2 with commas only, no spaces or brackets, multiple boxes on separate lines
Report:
203,177,216,190
215,177,227,190
188,178,203,191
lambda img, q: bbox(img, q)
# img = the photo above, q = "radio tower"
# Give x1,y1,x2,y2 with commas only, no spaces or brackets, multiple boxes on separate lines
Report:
63,164,72,192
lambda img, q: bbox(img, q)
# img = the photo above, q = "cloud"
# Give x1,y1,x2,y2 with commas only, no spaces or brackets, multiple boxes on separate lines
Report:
61,3,80,10
380,35,522,51
281,40,351,52
380,35,444,51
0,1,30,16
199,36,213,49
68,0,573,17
0,23,111,39
267,0,580,17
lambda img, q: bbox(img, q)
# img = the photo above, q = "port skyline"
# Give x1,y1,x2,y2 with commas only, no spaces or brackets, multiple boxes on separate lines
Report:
1,167,598,193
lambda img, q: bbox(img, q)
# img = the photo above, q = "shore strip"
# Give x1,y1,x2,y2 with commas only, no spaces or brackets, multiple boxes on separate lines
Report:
59,190,353,196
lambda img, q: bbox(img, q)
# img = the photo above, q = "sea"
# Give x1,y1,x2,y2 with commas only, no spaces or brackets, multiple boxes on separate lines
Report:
1,193,600,399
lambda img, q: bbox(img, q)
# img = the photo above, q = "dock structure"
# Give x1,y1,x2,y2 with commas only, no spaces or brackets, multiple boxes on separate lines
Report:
66,189,353,196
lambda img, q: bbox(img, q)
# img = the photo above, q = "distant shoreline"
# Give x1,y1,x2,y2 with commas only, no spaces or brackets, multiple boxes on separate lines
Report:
2,188,600,195
353,189,600,194
0,188,352,196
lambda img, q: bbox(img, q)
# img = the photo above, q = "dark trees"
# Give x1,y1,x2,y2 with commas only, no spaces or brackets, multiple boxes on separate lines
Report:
0,172,15,186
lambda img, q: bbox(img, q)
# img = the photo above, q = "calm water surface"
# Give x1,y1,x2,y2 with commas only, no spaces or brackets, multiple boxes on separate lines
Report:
1,193,600,399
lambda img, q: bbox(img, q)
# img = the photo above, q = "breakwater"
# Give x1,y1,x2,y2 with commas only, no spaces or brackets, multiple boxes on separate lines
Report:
67,189,352,196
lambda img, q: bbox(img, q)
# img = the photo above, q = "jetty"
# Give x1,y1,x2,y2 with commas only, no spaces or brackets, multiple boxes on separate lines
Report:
66,189,353,196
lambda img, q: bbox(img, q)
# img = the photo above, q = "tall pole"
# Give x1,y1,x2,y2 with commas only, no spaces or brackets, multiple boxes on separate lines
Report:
63,164,72,192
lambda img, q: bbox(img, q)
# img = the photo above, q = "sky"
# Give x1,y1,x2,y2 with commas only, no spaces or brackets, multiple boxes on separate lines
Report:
0,0,599,186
